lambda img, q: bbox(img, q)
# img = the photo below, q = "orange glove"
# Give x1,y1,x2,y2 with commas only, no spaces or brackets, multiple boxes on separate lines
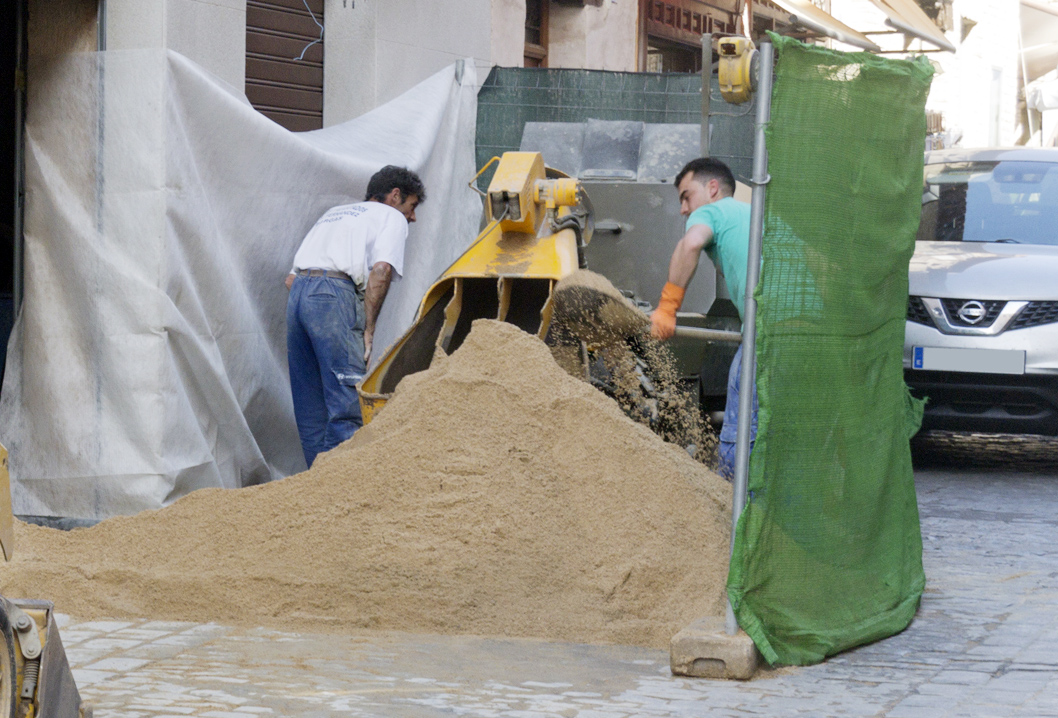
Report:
651,282,685,341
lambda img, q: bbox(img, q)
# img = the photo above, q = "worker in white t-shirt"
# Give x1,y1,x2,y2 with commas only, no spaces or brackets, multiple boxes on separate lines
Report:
285,165,425,467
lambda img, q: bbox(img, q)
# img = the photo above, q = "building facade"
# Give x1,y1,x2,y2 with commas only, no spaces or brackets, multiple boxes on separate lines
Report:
15,0,812,132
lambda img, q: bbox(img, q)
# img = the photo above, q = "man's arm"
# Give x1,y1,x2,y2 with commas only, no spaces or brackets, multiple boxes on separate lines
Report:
363,261,395,363
667,223,713,288
651,224,713,340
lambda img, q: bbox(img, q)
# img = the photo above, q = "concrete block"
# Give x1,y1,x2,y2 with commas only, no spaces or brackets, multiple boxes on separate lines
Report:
670,616,760,680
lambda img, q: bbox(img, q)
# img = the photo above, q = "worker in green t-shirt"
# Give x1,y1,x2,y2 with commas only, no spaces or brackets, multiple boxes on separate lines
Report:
651,157,757,479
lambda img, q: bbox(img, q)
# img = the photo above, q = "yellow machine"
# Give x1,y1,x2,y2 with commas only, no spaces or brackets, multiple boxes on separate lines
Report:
0,597,88,718
358,152,594,423
0,445,90,718
717,36,758,105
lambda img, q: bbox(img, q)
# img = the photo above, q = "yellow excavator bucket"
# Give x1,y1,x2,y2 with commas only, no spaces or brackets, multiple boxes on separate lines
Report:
0,597,90,717
358,152,594,424
0,445,90,717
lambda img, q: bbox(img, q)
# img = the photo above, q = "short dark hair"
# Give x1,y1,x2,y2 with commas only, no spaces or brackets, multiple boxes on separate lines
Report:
365,165,426,204
675,158,736,197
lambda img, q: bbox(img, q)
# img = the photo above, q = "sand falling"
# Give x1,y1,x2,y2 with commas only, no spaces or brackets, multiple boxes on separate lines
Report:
0,320,731,648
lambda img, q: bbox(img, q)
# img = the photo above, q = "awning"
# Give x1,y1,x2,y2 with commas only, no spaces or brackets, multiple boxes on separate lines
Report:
1022,0,1058,83
864,0,957,53
768,0,882,52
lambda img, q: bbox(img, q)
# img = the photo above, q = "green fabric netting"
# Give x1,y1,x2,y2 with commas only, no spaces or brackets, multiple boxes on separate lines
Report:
726,34,933,666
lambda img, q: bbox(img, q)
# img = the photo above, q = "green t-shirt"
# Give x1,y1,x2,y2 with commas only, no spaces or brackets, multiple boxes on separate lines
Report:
685,197,752,321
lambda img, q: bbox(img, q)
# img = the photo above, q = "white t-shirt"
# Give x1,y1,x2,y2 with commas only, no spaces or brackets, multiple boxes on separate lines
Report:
292,201,408,289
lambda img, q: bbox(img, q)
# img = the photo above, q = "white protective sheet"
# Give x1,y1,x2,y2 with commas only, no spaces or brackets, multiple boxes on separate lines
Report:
0,50,482,519
1027,72,1058,112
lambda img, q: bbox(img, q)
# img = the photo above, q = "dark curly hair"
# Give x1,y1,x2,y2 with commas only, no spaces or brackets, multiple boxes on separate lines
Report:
365,165,426,204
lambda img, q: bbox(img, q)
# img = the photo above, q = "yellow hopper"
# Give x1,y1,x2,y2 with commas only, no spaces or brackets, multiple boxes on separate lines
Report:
358,152,594,424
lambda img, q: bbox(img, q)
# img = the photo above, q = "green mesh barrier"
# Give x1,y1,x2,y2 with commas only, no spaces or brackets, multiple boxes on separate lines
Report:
726,35,933,666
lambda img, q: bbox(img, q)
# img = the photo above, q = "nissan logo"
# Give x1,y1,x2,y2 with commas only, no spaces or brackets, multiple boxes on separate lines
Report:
957,300,987,325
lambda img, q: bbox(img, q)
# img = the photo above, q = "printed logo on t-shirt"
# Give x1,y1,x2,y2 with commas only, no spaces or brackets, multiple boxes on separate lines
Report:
315,205,369,226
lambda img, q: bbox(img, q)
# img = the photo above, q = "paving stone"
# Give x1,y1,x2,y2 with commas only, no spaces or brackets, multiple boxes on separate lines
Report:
122,643,193,660
929,670,995,686
74,620,136,632
154,634,212,647
84,657,153,672
885,706,951,718
56,629,103,644
945,659,1004,672
111,628,175,640
1013,650,1058,666
915,681,976,697
77,638,145,653
70,669,116,686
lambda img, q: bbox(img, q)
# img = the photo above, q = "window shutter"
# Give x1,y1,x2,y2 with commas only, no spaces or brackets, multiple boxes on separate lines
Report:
246,0,324,131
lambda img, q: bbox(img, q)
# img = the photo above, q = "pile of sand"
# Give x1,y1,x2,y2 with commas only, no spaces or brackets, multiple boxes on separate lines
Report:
0,321,731,648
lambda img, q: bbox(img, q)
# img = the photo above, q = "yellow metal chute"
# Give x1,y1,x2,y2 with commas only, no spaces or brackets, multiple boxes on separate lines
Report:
358,152,593,424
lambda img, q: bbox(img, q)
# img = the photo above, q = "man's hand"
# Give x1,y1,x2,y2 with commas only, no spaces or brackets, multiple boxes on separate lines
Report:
651,282,686,341
284,273,295,290
652,224,711,340
364,331,373,365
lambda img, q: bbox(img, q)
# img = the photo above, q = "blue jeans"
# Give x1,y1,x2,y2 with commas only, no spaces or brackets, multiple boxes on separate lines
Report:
287,275,366,467
718,343,759,480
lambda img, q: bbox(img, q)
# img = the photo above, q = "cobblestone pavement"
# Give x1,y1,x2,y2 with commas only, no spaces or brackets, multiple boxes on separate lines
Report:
55,432,1058,717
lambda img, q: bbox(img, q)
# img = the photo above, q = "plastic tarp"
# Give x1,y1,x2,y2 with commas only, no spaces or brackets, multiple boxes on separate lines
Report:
1027,72,1058,112
1022,0,1058,83
0,50,481,519
726,35,931,665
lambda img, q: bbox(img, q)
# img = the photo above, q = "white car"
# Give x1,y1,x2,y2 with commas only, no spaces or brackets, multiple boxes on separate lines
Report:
905,148,1058,435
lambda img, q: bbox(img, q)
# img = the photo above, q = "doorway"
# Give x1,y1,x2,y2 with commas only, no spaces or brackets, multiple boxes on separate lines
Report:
0,0,25,387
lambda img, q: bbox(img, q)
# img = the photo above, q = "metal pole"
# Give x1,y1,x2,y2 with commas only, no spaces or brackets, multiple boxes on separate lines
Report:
13,0,27,314
1017,27,1039,144
788,13,881,52
700,33,711,157
725,38,773,636
882,18,956,53
673,326,741,343
97,0,107,50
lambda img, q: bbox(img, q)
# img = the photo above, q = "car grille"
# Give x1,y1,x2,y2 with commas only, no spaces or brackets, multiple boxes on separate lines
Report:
940,298,1005,328
1010,301,1058,330
907,296,933,325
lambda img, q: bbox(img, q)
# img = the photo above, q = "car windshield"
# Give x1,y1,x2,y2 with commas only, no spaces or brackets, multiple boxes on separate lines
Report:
917,160,1058,245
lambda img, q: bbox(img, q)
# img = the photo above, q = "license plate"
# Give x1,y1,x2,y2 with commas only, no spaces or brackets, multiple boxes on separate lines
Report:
912,347,1025,375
